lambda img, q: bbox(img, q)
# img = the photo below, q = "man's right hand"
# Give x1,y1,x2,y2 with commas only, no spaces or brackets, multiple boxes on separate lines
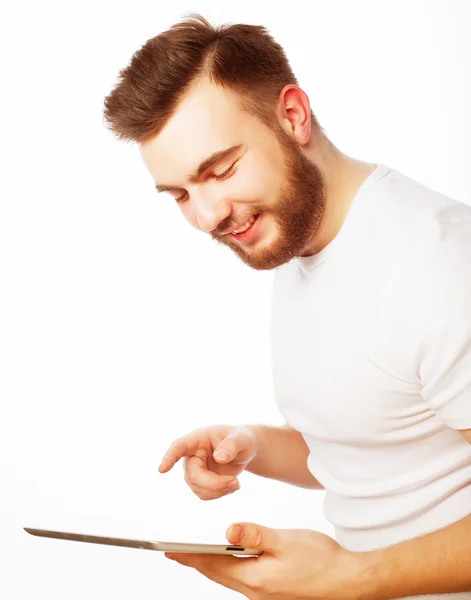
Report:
159,425,258,500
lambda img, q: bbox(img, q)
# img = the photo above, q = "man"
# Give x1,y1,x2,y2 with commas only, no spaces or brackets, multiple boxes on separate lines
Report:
103,13,471,600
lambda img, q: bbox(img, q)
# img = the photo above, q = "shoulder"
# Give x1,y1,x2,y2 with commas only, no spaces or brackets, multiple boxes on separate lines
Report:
387,213,471,324
373,167,471,239
371,167,471,302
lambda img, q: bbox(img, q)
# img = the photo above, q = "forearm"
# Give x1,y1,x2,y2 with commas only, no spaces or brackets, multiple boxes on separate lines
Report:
354,513,471,599
245,424,322,489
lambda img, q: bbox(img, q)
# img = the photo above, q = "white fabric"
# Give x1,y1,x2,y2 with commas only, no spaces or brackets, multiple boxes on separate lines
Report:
270,164,471,599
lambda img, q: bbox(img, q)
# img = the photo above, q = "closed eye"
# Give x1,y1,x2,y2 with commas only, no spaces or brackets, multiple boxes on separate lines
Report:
175,163,237,203
211,162,237,181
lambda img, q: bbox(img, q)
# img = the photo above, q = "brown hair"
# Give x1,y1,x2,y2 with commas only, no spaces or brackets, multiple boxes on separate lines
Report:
103,13,318,143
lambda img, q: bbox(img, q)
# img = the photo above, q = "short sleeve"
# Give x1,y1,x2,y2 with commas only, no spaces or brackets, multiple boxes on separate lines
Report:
418,220,471,429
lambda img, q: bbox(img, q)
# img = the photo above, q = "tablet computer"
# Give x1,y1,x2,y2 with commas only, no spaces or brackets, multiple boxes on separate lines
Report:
24,527,262,556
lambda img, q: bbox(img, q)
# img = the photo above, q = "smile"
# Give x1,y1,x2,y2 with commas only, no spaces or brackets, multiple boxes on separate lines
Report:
227,215,256,235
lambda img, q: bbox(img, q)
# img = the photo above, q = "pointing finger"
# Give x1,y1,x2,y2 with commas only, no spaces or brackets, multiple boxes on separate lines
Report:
159,437,200,473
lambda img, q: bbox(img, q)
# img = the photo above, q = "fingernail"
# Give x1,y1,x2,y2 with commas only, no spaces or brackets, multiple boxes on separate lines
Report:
228,480,239,491
214,450,230,461
231,525,244,543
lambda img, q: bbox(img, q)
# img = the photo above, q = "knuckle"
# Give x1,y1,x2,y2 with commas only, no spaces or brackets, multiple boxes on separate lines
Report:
183,468,197,485
194,447,208,461
198,491,215,501
192,486,206,499
185,472,197,487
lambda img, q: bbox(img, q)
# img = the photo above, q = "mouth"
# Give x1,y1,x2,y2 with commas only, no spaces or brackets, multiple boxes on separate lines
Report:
222,213,262,244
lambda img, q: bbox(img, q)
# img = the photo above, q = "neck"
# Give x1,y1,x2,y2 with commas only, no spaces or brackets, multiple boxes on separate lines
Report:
299,133,376,257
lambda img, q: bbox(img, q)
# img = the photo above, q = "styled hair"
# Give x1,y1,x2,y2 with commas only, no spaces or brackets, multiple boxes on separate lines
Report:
103,13,318,143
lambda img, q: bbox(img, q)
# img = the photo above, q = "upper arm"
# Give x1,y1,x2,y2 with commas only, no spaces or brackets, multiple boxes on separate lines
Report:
415,229,471,431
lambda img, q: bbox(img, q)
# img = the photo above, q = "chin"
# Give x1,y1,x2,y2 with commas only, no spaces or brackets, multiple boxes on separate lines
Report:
238,239,296,271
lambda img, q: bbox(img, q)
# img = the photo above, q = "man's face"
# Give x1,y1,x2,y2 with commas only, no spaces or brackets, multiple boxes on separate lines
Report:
139,79,325,270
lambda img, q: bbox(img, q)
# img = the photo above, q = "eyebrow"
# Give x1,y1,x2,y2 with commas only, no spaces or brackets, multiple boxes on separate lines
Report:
155,143,244,193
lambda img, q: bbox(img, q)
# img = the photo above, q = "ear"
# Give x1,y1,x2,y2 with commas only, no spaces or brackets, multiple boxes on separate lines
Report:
277,84,312,145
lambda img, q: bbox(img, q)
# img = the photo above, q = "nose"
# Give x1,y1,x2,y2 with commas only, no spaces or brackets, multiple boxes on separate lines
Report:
191,188,232,233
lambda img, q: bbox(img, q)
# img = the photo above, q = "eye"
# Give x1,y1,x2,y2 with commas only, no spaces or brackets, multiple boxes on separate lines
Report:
175,191,188,203
211,163,237,181
174,162,237,203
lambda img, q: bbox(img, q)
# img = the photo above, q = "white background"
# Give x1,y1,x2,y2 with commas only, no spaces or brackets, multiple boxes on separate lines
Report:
1,0,470,598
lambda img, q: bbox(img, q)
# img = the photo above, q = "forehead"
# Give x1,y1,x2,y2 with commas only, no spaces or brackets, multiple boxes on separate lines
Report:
139,79,253,182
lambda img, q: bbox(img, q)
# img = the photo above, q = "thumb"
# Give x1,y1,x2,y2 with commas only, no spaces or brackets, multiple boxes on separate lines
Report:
213,426,255,464
226,522,281,555
212,438,242,464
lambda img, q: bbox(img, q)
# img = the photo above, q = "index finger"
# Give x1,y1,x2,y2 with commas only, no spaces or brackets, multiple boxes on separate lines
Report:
159,436,200,473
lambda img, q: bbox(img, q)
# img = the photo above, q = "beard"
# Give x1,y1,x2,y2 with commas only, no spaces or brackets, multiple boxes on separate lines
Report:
210,125,326,271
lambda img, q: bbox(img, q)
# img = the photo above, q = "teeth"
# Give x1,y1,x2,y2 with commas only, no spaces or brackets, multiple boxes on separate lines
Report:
231,215,256,235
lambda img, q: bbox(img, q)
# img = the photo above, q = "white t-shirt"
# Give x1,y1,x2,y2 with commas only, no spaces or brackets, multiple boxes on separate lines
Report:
270,164,471,599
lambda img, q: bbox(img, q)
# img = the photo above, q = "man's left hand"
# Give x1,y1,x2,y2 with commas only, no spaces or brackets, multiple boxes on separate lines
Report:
165,522,369,599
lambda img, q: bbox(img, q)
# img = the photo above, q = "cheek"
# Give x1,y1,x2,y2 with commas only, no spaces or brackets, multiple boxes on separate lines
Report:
238,155,282,203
